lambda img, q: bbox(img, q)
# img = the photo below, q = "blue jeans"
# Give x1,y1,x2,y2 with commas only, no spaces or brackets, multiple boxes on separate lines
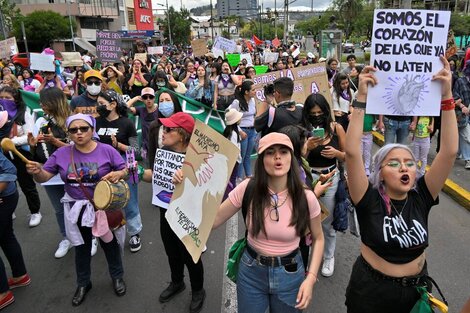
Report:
44,184,66,238
311,170,339,260
237,248,304,313
384,117,411,145
238,127,257,178
458,124,470,161
123,180,142,236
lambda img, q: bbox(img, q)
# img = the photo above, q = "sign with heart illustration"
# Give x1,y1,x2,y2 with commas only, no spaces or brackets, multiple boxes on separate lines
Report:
367,9,450,116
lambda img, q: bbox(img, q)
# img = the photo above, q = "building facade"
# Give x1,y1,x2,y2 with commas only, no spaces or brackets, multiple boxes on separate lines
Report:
217,0,258,19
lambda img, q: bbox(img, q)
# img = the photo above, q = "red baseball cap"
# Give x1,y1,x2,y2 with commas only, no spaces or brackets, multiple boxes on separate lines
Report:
159,112,195,134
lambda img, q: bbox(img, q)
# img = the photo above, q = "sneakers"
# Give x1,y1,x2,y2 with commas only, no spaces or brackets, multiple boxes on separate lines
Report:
190,288,206,313
0,291,14,310
129,234,142,253
55,239,72,258
159,281,186,303
91,237,98,256
8,274,31,289
465,160,470,170
29,213,42,227
201,245,207,253
321,257,335,277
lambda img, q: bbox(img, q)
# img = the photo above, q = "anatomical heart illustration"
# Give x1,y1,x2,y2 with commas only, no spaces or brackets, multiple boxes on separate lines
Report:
396,75,426,115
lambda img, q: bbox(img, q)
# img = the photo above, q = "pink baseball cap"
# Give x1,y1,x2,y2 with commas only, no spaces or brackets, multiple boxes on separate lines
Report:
141,87,155,97
258,132,293,154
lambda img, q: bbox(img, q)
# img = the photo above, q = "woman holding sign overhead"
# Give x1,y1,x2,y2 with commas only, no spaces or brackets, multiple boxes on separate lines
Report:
344,58,457,312
142,112,206,313
213,60,241,111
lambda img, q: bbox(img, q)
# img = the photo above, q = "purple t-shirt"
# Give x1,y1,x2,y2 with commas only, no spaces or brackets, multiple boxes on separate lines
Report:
43,143,125,200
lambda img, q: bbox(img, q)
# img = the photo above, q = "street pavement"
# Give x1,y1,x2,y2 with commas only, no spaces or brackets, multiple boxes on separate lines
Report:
2,138,470,313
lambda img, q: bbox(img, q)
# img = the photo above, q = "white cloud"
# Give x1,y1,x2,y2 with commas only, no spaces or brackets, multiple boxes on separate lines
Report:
153,0,332,11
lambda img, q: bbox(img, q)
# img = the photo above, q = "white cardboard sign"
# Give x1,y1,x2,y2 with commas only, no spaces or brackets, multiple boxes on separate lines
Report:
30,53,55,72
213,36,237,53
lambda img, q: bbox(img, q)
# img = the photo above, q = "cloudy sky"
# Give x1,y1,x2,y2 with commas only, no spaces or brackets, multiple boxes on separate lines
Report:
152,0,333,11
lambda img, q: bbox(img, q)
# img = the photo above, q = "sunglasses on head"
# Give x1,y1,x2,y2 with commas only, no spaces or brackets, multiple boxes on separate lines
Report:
142,95,155,100
68,126,91,134
86,80,101,86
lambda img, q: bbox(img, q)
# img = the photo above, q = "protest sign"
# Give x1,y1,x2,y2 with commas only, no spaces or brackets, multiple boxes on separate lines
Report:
166,120,239,262
0,37,18,59
213,36,237,53
152,149,186,208
272,37,281,48
147,46,163,54
254,65,269,74
226,53,240,67
60,52,83,67
96,31,122,62
30,53,55,72
263,51,279,64
212,47,225,60
251,63,332,109
240,53,253,65
367,9,450,116
134,53,147,64
192,39,207,57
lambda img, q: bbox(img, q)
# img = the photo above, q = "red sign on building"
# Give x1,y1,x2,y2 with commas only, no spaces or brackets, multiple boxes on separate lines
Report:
134,0,154,30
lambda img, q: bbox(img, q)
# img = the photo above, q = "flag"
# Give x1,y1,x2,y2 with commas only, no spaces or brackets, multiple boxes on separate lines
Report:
246,40,254,52
272,37,280,48
252,35,263,46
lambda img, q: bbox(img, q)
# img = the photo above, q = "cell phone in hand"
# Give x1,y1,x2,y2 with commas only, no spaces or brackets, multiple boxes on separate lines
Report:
312,128,325,138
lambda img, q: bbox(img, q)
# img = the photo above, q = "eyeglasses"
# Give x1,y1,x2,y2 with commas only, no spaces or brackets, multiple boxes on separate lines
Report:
381,160,416,170
163,126,177,133
68,126,91,134
269,194,280,222
86,80,101,86
142,95,155,100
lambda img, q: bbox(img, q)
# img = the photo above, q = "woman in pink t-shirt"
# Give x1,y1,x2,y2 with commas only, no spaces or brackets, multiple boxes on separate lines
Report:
213,132,325,312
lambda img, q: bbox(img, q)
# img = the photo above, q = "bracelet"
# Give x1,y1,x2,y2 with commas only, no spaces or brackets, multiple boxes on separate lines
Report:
305,271,319,282
441,98,455,111
352,100,366,109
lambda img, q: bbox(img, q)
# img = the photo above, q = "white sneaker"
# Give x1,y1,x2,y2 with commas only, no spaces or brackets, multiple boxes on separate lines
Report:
465,160,470,170
12,212,16,220
54,239,72,258
91,237,98,256
202,245,207,253
29,213,42,227
321,257,335,277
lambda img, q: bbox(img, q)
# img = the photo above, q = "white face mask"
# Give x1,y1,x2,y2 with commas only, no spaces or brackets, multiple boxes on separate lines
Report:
87,84,101,96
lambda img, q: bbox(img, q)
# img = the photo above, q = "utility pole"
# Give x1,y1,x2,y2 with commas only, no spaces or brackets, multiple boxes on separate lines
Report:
284,0,289,44
21,21,28,54
166,0,173,45
274,0,277,38
210,0,214,43
402,0,412,9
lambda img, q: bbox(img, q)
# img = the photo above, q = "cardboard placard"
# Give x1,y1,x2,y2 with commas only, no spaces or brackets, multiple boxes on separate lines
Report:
60,52,83,67
134,53,148,64
0,37,18,59
148,46,163,55
367,9,450,117
263,51,279,64
191,39,207,57
30,53,55,72
166,120,239,263
96,31,122,63
240,53,253,65
213,36,237,53
251,63,332,108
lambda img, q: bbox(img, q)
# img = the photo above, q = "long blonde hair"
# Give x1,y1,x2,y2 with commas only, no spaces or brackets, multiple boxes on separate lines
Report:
39,87,71,131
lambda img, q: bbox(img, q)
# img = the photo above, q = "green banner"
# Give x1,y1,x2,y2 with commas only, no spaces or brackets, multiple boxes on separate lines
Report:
20,89,225,138
254,65,268,74
226,54,241,67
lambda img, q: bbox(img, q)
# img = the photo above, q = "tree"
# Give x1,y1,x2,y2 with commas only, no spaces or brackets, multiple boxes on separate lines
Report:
295,11,335,37
332,0,364,39
164,7,192,45
12,10,74,46
0,0,22,39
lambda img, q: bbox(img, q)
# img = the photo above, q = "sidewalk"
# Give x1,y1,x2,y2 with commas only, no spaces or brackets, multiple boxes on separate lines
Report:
372,131,470,211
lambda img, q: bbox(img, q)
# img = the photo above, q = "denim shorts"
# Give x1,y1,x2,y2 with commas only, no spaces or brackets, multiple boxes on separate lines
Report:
237,247,304,313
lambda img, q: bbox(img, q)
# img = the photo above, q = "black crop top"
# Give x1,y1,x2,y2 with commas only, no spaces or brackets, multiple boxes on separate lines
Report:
307,132,340,168
355,176,438,264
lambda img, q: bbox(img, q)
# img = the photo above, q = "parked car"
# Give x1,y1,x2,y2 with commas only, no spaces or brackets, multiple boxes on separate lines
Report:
342,42,355,53
12,53,30,72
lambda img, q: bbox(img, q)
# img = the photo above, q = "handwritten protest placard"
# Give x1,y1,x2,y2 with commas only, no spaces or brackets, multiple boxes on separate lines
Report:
240,53,253,65
213,36,237,53
60,52,83,67
367,9,450,116
152,149,186,209
166,120,239,262
30,53,55,72
251,63,332,109
147,46,163,55
134,53,148,64
191,39,207,57
96,31,122,62
0,37,18,59
263,51,279,64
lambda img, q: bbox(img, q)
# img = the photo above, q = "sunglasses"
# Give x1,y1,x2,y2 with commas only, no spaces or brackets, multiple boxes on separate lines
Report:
86,80,101,86
269,194,280,222
381,160,416,170
68,126,91,134
142,95,155,100
163,126,177,133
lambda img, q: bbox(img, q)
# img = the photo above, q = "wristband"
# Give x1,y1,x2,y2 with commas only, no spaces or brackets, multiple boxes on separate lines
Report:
305,271,319,282
352,100,366,109
440,98,455,111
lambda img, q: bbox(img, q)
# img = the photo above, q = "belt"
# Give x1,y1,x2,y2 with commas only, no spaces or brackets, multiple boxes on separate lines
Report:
311,164,337,175
360,255,426,287
241,126,254,129
246,245,298,267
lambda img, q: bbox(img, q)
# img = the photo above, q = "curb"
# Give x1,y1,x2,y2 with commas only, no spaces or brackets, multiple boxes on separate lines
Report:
372,131,470,211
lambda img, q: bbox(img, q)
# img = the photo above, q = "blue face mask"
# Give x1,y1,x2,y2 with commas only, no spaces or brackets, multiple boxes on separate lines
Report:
159,101,174,117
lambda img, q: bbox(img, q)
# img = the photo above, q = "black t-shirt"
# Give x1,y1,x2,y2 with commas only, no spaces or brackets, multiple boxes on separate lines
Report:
255,103,303,136
124,73,153,98
355,176,438,264
70,93,98,116
95,116,137,154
